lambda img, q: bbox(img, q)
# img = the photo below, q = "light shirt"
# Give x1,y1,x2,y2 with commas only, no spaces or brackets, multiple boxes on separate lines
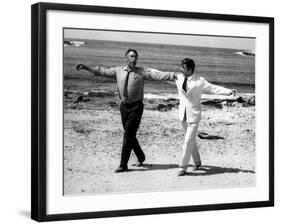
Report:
187,75,193,81
93,66,175,103
175,73,232,122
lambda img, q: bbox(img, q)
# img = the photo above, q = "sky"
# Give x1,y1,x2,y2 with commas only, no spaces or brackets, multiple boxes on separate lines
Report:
64,29,255,51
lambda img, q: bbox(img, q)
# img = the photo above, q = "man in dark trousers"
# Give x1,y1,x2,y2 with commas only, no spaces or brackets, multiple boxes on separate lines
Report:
76,48,176,173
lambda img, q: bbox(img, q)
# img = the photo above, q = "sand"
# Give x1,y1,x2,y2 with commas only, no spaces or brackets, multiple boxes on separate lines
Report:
63,93,255,195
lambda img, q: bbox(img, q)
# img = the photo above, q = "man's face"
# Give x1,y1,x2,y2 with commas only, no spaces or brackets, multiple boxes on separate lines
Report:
181,64,193,77
126,51,138,68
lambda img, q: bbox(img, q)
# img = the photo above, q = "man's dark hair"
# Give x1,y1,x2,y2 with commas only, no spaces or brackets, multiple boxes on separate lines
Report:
125,48,138,57
181,58,195,73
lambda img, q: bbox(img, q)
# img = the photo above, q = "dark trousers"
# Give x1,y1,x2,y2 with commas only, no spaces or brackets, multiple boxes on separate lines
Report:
119,101,145,169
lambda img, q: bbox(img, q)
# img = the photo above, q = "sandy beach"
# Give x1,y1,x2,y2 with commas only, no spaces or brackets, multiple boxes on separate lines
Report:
62,37,255,195
63,91,255,195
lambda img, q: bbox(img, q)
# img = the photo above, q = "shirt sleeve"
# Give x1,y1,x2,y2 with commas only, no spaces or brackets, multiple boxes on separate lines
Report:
92,66,116,78
142,68,176,81
202,78,232,95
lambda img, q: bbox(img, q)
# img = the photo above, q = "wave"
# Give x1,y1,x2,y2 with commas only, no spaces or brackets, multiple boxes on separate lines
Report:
234,51,255,56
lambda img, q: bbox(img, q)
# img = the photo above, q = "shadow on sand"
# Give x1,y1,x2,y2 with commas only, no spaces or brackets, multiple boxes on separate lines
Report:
186,165,255,176
197,132,225,140
129,164,255,176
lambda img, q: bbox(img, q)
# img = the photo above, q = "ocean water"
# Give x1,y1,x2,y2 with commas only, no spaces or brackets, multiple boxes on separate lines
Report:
64,39,255,93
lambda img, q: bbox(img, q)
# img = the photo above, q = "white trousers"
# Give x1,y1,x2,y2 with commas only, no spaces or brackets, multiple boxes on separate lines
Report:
179,121,201,171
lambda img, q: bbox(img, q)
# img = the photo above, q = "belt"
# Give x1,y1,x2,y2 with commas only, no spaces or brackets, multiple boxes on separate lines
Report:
121,100,143,106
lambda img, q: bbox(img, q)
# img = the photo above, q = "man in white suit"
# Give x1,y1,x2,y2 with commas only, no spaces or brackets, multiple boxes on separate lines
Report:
175,58,237,176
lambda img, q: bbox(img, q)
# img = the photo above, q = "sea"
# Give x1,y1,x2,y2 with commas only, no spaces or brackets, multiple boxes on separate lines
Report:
64,39,255,94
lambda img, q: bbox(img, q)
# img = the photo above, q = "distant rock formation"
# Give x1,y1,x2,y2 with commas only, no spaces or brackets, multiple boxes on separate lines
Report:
64,40,85,47
234,50,255,56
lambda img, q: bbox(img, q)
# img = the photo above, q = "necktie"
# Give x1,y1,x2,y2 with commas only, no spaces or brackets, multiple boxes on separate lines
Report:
123,70,131,103
182,77,187,92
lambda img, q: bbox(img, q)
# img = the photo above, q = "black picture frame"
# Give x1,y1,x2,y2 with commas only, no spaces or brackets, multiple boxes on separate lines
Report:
31,2,274,222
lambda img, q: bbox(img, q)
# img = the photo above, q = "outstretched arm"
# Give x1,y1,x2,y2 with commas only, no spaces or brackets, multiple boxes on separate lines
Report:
76,64,116,78
202,79,237,96
142,68,178,81
76,64,94,73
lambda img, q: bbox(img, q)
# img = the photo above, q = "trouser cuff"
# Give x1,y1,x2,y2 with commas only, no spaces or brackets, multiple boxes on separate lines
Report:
179,165,188,171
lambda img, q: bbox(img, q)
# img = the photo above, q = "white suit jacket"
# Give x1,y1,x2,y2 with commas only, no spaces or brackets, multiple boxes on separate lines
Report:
175,73,232,123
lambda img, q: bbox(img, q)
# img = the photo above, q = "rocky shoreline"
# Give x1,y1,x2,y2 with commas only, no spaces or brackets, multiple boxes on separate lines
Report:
64,89,255,111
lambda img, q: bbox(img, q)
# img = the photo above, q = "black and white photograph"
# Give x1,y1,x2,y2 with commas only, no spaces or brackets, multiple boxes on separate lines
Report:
63,29,256,195
30,2,274,221
1,0,280,223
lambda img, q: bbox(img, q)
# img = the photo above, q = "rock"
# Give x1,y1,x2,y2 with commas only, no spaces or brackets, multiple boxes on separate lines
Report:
87,90,117,97
237,97,244,103
221,101,228,106
242,96,255,106
108,101,118,108
145,99,178,111
74,96,91,103
237,96,255,107
157,104,169,111
201,100,223,109
201,95,255,108
163,98,179,103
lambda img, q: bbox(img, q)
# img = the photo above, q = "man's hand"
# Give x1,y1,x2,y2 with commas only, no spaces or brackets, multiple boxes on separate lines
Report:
76,64,88,71
230,89,237,97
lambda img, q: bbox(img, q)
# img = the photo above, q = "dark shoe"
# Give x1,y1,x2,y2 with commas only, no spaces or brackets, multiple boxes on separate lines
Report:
135,157,145,167
136,162,143,167
193,163,201,171
177,170,187,176
114,166,128,173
